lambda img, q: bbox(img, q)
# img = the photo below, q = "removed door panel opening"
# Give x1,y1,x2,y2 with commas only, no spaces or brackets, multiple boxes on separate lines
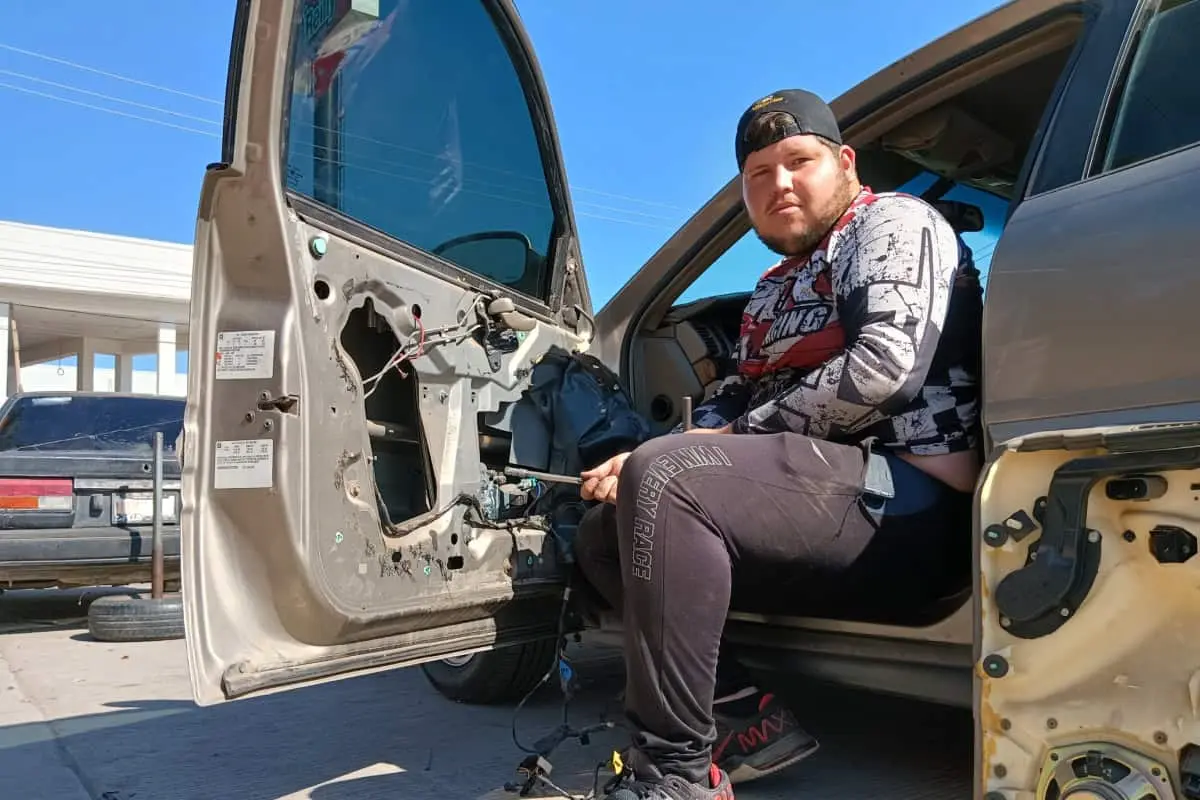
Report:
338,298,433,527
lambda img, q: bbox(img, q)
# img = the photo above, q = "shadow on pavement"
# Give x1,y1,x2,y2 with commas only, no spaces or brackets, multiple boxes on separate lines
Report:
1,655,625,800
306,679,973,800
0,671,971,800
0,588,971,799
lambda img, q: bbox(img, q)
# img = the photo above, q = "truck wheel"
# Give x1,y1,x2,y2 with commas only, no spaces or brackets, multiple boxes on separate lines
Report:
421,638,558,705
87,594,185,642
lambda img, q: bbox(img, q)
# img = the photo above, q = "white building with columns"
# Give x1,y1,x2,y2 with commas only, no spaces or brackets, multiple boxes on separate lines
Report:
0,220,190,398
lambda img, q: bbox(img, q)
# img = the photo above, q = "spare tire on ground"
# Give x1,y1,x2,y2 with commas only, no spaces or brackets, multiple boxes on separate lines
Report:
87,593,185,642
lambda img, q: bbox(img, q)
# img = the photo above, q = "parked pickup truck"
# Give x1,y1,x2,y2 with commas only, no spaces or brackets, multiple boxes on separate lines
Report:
0,391,184,592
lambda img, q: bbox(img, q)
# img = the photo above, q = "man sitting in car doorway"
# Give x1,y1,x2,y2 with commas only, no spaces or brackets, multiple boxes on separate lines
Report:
571,89,983,799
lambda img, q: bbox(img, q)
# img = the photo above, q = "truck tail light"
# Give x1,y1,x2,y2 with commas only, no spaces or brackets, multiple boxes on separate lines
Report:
0,478,74,511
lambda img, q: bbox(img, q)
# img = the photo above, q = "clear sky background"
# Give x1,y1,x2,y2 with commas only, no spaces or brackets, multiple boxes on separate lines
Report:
0,0,1002,369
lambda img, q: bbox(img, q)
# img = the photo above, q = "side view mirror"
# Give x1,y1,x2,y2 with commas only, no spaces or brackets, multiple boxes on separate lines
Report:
931,200,985,234
432,230,535,288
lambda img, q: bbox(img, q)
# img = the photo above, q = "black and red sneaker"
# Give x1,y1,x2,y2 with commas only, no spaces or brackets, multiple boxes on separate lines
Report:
711,692,819,784
604,761,734,800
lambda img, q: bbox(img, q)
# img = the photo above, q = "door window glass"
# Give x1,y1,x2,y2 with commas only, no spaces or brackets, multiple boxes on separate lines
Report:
1099,0,1200,173
285,0,559,300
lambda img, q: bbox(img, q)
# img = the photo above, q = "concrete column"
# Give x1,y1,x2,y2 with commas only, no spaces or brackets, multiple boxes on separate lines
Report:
157,325,177,396
6,312,17,397
115,353,135,393
76,338,98,392
0,304,10,400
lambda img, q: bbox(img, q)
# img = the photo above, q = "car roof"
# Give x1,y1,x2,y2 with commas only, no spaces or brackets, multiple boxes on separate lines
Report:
830,0,1071,131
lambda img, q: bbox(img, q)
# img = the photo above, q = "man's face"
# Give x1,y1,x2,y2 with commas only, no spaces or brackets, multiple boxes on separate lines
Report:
741,134,859,257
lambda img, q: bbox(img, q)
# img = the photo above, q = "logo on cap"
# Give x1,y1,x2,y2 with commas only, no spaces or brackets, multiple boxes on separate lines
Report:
750,94,785,111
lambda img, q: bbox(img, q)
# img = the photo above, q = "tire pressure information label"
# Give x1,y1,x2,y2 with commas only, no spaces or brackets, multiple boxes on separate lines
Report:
215,330,276,380
214,439,274,489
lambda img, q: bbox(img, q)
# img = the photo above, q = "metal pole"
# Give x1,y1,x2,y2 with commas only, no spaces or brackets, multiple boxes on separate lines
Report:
151,431,164,599
682,395,694,431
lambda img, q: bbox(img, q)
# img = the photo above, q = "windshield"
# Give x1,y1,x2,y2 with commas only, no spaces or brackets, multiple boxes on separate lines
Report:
0,395,185,453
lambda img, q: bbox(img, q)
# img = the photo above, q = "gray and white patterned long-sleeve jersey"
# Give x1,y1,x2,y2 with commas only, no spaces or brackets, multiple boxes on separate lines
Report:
686,189,982,456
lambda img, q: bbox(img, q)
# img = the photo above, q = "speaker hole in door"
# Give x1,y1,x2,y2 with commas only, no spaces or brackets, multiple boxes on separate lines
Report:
649,395,675,423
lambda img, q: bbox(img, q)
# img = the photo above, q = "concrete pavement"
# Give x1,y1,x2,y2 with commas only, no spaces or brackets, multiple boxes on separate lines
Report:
0,589,971,799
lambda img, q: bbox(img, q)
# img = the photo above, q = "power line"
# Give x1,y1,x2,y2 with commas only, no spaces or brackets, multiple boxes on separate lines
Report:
0,81,220,138
297,151,678,230
0,69,221,127
288,134,682,224
0,80,676,231
972,242,997,262
0,42,692,213
0,42,222,106
0,77,679,229
289,123,690,215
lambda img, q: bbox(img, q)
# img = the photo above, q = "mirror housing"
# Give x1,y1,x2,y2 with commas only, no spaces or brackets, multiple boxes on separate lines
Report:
432,231,535,289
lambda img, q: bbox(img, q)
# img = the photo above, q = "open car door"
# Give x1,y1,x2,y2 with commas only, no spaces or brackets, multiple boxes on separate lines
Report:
182,0,599,705
976,0,1200,797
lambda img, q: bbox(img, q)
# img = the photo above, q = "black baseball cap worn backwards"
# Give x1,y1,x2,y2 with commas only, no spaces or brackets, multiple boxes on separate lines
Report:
735,88,842,171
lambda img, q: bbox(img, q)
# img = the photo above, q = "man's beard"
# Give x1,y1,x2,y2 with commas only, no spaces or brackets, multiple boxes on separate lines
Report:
755,176,858,258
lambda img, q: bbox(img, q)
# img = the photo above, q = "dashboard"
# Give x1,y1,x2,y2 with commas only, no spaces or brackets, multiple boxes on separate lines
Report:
629,292,751,433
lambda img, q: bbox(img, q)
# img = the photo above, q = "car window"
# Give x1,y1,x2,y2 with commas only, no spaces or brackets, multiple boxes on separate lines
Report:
676,173,1006,306
0,396,185,454
1097,0,1200,173
284,0,558,300
676,233,776,306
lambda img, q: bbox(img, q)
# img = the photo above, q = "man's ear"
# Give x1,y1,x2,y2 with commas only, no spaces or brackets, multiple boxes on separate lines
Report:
838,144,857,174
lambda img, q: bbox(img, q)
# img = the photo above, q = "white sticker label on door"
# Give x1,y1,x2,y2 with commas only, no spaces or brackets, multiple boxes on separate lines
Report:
215,331,276,380
214,439,274,489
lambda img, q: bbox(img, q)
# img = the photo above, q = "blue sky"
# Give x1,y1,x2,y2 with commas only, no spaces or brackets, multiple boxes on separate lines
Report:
0,0,1002,369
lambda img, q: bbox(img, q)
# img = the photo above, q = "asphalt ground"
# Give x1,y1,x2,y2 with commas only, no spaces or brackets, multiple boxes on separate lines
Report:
0,587,972,799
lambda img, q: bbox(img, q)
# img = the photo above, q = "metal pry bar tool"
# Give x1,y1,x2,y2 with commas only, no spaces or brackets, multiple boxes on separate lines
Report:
503,467,583,486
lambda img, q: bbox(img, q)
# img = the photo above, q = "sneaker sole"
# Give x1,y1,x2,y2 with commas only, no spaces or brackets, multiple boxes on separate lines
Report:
724,738,820,785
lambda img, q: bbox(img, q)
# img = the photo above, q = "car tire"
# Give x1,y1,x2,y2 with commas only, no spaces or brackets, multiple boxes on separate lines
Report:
86,594,185,642
421,638,558,705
